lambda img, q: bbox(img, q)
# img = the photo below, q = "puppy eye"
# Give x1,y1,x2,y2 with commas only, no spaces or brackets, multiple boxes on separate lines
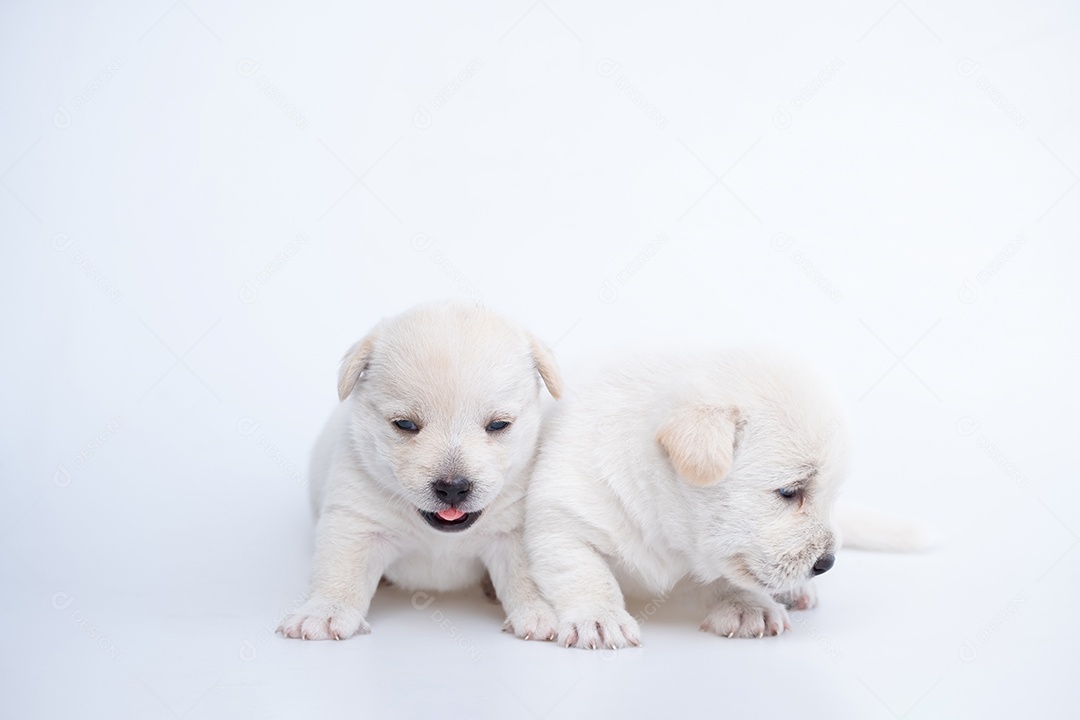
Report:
486,420,511,432
777,487,800,500
392,419,420,432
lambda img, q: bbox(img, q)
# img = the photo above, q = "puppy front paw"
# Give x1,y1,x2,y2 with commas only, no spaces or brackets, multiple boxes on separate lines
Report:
503,601,558,641
557,606,641,650
701,593,790,639
773,582,818,611
278,597,370,640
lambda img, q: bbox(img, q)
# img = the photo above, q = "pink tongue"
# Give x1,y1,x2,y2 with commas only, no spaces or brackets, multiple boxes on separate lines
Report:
437,508,465,522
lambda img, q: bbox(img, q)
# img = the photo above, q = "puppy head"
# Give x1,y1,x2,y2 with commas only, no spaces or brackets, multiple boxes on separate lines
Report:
659,392,846,593
339,303,561,532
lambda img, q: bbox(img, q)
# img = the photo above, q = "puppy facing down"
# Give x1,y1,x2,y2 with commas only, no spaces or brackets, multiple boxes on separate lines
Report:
280,303,561,641
526,349,881,649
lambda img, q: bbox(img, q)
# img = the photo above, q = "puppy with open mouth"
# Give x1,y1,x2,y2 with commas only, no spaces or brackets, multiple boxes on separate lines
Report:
279,303,562,641
525,348,933,649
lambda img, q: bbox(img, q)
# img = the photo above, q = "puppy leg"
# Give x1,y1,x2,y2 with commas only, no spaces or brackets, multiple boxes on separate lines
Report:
481,533,557,641
533,538,641,649
700,578,791,638
773,580,818,611
279,509,394,640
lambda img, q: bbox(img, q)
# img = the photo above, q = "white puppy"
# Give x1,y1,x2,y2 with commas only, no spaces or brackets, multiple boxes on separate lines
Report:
525,348,928,649
280,303,561,641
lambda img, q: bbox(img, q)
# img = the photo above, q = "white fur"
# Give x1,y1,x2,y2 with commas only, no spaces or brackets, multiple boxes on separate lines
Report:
525,349,853,648
279,302,560,641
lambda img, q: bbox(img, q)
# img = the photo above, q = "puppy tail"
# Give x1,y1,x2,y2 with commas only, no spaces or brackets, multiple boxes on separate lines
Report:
836,502,942,552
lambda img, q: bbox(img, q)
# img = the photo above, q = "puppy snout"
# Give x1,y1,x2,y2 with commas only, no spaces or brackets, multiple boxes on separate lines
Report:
812,553,835,576
433,477,472,506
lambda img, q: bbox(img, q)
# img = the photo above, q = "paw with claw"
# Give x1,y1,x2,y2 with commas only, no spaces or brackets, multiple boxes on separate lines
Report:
557,606,641,649
278,597,370,640
503,601,558,641
701,590,790,639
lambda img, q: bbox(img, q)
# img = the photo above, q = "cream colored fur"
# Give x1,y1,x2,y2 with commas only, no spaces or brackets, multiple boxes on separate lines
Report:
526,349,864,649
279,302,560,641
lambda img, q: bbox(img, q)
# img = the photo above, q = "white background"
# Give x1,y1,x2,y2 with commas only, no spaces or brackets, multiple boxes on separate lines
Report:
2,0,1078,717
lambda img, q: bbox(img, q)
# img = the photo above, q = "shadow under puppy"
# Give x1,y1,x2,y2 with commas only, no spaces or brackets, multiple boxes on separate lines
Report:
280,302,561,641
525,348,932,649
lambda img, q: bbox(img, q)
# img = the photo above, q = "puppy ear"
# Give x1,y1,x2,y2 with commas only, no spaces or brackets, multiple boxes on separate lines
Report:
337,334,377,401
656,405,741,486
528,334,563,399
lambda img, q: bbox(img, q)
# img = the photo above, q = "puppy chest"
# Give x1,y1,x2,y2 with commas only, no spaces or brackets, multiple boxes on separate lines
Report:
611,545,689,598
385,551,486,592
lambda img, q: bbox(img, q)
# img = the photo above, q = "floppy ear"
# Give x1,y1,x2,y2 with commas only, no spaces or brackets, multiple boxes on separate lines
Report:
528,334,563,399
337,334,377,401
656,405,741,486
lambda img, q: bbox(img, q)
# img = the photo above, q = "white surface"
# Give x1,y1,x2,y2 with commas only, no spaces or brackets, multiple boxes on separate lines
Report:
2,1,1078,718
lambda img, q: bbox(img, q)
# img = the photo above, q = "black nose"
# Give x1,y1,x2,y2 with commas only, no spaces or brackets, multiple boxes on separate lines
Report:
433,477,472,506
812,553,835,576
